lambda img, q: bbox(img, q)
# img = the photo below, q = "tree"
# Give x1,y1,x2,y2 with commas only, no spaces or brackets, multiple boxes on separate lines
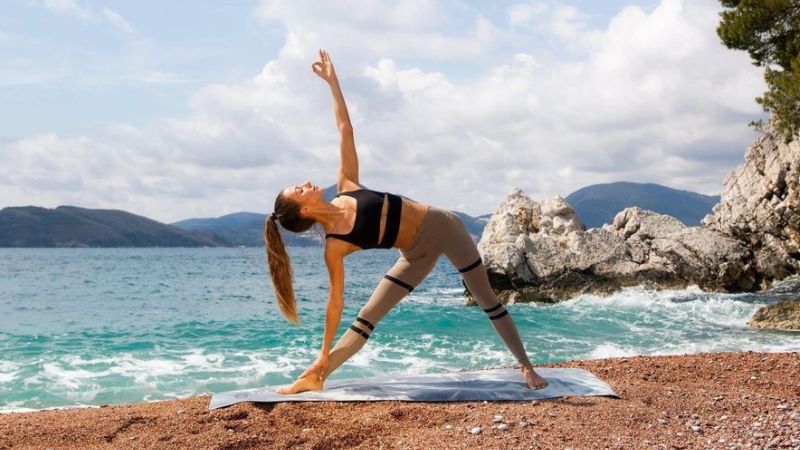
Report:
717,0,800,142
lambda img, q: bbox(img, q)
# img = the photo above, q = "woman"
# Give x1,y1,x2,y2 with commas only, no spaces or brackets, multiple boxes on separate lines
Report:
264,49,548,394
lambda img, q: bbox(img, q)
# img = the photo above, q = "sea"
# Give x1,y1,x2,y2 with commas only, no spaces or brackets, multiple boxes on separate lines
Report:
1,247,799,413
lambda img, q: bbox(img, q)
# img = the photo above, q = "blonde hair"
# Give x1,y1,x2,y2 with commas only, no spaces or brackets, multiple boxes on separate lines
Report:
263,193,315,325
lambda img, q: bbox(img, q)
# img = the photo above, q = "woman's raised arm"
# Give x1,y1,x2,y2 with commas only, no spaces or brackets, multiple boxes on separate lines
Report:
312,49,359,190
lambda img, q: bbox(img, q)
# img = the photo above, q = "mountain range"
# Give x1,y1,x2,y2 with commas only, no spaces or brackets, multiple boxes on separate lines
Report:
565,181,720,228
0,182,719,247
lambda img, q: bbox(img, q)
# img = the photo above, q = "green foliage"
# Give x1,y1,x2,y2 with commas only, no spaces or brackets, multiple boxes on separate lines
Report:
717,0,800,142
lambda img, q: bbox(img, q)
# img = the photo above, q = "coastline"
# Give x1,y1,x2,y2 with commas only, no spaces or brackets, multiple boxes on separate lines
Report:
1,351,798,449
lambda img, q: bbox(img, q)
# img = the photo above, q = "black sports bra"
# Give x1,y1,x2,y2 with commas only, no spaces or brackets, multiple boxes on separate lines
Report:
325,188,403,249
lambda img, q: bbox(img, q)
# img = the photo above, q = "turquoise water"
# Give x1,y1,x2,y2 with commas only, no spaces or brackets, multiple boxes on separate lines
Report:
1,247,799,413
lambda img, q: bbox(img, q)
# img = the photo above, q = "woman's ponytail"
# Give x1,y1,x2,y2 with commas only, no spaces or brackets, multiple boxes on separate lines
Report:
264,213,301,325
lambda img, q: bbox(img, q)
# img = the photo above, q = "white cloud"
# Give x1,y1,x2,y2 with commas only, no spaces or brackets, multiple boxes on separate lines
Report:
507,3,548,28
101,7,134,33
37,0,135,33
1,0,767,222
41,0,91,19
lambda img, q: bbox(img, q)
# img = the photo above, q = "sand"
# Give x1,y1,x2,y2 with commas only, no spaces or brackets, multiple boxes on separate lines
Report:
1,351,798,449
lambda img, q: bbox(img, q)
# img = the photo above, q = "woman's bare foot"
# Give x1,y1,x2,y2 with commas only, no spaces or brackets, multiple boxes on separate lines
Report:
275,374,324,395
521,365,548,390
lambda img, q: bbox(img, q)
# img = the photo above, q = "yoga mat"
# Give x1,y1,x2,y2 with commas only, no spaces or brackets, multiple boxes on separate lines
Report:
209,367,619,410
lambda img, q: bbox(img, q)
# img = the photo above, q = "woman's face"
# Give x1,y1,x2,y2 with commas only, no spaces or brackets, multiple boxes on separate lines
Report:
282,181,323,209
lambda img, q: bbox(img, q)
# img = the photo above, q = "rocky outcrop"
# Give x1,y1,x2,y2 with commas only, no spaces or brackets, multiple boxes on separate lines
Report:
470,120,799,304
469,190,752,304
702,121,800,289
748,299,800,331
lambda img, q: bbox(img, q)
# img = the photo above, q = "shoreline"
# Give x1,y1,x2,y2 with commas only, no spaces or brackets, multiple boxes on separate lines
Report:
1,351,798,449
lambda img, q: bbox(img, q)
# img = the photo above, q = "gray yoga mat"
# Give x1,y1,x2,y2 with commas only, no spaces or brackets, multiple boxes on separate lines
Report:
209,367,619,410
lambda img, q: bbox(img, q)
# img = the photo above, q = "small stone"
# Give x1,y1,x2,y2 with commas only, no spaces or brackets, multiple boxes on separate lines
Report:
531,400,539,405
750,376,758,380
497,423,509,431
444,424,453,430
177,409,187,415
227,429,234,433
691,425,702,433
493,415,503,423
483,400,488,404
470,426,482,435
518,421,528,428
676,432,684,437
302,428,311,432
777,404,789,410
721,415,728,420
657,419,668,425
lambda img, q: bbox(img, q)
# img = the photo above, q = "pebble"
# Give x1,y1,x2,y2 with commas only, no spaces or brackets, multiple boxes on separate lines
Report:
227,429,234,433
531,400,539,405
302,428,311,433
691,425,702,433
177,409,187,415
470,426,482,435
482,401,488,404
493,415,503,423
721,415,728,421
777,404,789,410
750,376,758,380
657,419,668,425
497,424,509,431
444,425,452,430
518,421,528,428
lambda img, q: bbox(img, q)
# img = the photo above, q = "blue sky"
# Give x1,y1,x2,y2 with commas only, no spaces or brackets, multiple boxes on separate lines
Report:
0,0,765,222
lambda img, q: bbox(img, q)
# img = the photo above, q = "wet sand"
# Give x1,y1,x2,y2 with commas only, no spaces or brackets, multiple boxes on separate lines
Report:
1,351,798,449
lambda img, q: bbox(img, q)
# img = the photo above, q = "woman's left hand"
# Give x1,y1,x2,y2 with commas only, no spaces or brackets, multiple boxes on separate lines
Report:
299,353,330,381
311,49,337,84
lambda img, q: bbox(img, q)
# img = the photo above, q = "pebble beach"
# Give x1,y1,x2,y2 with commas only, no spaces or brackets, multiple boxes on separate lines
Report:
1,351,798,449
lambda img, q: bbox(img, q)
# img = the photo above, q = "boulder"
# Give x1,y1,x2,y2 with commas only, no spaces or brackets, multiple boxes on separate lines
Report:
469,190,752,304
748,298,800,331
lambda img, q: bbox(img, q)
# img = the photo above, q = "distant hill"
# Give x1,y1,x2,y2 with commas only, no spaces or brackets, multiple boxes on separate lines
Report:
173,211,323,247
565,181,720,228
0,206,223,247
454,212,491,242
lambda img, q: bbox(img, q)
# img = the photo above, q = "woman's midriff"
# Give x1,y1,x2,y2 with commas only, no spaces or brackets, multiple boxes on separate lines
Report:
393,199,430,250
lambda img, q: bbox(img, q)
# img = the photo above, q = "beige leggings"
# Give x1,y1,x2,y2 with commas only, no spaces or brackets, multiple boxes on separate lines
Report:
323,205,532,382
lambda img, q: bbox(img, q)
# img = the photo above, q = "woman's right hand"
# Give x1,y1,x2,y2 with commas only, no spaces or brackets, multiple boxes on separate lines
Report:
311,49,337,84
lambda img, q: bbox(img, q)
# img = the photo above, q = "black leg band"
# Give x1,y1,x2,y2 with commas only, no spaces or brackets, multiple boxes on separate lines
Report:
489,309,509,320
383,274,414,292
349,324,370,340
458,257,482,273
483,303,503,313
355,316,375,331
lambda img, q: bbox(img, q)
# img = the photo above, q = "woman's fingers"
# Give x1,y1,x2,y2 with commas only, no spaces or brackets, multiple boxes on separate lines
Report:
312,61,323,75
